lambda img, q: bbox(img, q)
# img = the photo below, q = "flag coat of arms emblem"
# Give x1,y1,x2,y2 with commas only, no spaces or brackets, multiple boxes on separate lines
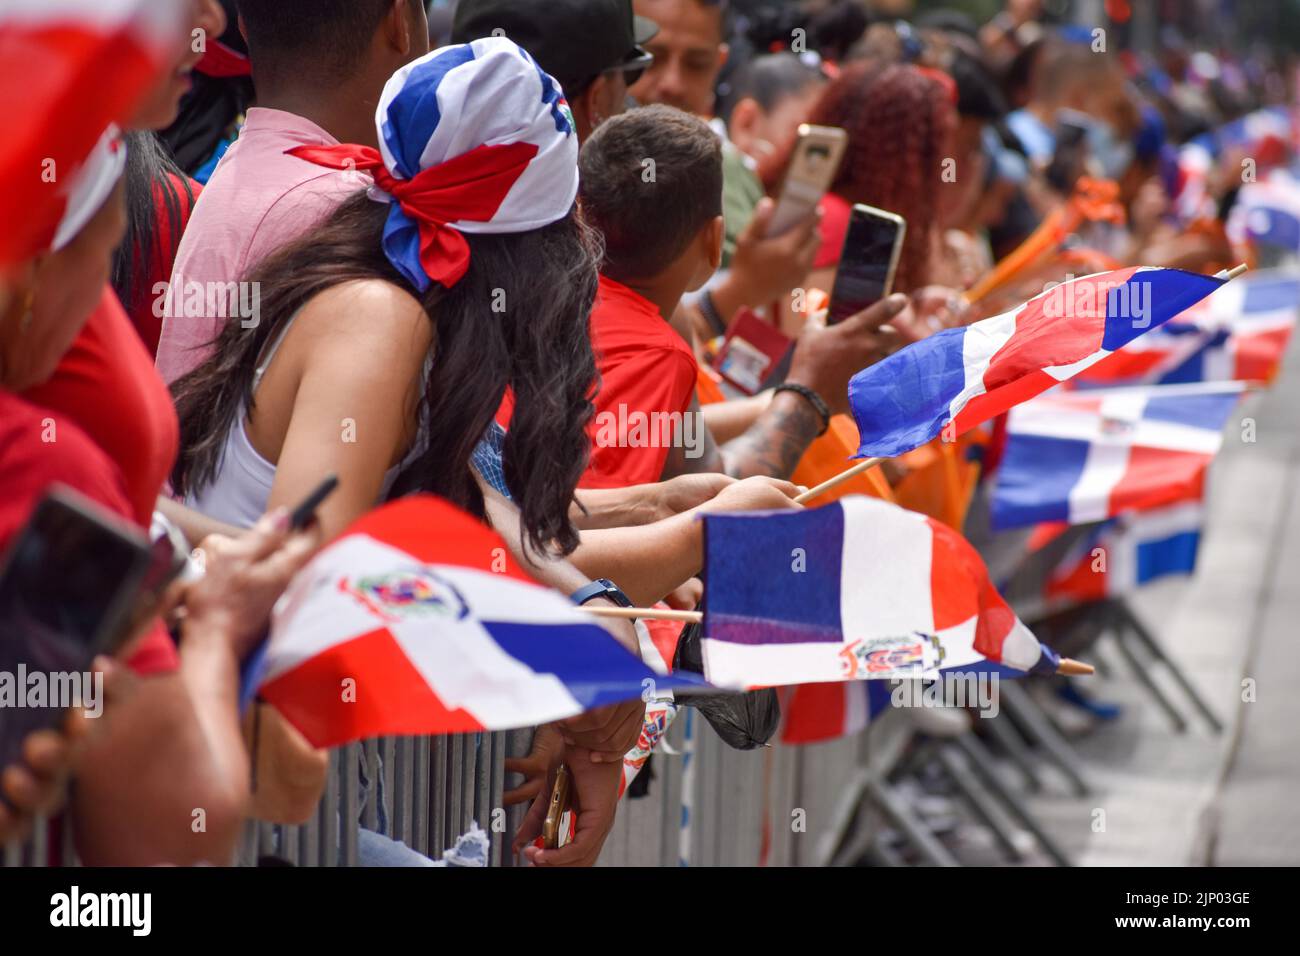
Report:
848,268,1224,458
258,497,695,748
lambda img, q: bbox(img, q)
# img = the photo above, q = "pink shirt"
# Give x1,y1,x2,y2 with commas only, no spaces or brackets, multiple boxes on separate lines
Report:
154,108,367,383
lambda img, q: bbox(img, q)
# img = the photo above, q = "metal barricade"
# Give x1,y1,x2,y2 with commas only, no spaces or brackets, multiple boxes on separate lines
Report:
4,720,877,867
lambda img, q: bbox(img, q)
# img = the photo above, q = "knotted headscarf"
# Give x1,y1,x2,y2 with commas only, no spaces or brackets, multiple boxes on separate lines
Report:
289,37,579,292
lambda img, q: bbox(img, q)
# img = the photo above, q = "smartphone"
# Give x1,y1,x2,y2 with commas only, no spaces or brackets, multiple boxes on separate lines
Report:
827,204,906,325
0,487,151,771
237,474,339,713
542,764,573,849
768,124,848,237
141,515,190,602
288,474,339,531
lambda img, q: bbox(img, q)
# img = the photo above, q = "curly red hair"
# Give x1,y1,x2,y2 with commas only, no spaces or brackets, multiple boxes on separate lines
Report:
806,61,956,293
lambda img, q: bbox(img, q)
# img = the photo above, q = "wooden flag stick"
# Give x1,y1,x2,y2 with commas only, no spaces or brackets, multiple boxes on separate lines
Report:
794,457,886,505
1057,658,1095,676
1217,263,1249,280
580,608,1094,676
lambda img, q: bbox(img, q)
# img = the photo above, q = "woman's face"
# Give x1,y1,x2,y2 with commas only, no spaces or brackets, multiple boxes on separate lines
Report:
0,180,127,391
753,85,824,184
128,0,228,131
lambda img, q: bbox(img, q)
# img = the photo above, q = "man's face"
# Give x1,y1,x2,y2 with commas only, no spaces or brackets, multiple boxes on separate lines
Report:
629,0,726,117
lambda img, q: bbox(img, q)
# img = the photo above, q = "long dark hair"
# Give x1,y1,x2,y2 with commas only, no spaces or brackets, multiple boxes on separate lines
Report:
112,130,194,314
170,191,602,557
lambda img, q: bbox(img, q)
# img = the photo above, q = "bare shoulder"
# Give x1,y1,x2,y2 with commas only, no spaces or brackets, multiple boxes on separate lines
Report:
297,279,430,345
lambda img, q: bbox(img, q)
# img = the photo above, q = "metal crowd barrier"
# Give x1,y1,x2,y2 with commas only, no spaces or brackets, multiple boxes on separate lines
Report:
2,716,879,867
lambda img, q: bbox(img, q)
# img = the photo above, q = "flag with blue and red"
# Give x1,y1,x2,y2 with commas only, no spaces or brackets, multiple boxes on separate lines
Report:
700,496,1060,692
848,268,1225,459
989,382,1243,531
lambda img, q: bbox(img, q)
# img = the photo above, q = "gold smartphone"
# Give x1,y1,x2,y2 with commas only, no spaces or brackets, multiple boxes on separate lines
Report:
541,764,573,849
768,124,848,237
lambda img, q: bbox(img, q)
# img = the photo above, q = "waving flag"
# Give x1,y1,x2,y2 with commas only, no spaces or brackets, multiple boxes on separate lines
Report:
700,496,1059,690
990,382,1243,531
1228,169,1300,255
0,0,187,265
848,268,1225,459
780,681,892,745
258,496,696,749
1075,271,1299,388
1042,503,1205,610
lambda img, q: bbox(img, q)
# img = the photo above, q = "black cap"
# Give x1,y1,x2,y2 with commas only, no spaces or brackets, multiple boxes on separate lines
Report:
451,0,658,99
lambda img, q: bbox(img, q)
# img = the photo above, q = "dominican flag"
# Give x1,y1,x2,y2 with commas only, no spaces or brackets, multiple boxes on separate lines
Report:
0,0,187,265
1227,169,1300,255
1213,106,1297,167
1075,271,1299,388
990,382,1243,531
848,268,1225,459
257,497,697,749
700,495,1059,691
780,681,893,745
1041,503,1205,610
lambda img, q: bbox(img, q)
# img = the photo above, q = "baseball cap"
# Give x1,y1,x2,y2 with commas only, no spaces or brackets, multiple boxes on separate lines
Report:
451,0,657,99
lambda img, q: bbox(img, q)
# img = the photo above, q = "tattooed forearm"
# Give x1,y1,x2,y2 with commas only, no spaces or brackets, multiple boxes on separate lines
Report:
719,392,821,480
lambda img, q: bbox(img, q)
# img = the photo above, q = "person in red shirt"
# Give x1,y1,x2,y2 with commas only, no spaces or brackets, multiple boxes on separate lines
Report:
583,275,700,487
578,103,907,484
22,1,226,523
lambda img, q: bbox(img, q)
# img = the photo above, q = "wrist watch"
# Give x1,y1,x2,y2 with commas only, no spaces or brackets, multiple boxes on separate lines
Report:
570,578,634,608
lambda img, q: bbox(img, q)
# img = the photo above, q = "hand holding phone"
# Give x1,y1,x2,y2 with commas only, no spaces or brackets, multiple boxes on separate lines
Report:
542,764,573,849
185,490,329,661
288,474,339,531
827,204,907,325
0,487,151,771
769,125,848,237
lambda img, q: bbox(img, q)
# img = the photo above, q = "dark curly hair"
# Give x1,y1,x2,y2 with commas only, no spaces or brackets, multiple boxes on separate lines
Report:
170,191,602,557
805,61,956,293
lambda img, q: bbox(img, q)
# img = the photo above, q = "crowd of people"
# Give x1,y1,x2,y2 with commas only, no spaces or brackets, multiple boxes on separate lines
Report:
1,0,1295,867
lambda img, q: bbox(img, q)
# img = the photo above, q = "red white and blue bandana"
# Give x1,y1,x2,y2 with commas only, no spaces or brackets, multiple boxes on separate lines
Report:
290,37,578,292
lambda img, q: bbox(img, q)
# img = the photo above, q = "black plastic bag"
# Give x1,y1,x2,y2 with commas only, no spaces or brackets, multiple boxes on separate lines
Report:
672,618,780,750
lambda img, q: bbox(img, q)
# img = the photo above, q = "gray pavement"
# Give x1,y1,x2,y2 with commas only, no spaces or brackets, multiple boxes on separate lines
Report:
1025,311,1300,866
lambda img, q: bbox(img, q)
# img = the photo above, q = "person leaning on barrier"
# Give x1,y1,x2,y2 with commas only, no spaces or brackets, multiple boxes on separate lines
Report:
575,104,909,483
0,193,321,863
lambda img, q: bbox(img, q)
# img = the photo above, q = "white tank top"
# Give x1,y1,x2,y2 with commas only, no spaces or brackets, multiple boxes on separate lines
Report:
185,314,426,528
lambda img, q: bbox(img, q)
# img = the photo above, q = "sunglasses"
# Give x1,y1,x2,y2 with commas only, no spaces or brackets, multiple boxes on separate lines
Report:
599,47,654,89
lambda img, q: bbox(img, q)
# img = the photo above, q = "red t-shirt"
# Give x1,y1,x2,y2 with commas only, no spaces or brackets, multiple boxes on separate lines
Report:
0,391,179,675
813,192,853,271
581,275,699,489
124,173,202,358
24,287,181,527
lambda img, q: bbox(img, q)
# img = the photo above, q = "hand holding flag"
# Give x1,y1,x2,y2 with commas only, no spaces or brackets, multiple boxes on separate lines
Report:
257,496,701,749
847,268,1226,459
697,495,1078,690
